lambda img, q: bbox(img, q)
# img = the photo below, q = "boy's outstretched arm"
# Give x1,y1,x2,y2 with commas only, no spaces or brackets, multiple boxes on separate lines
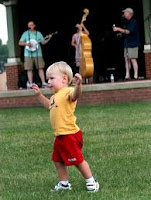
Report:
32,83,50,110
72,73,82,101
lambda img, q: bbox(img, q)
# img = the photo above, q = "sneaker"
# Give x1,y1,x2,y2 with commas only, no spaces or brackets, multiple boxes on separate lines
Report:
86,179,99,193
42,82,48,88
26,81,33,89
125,76,130,80
51,182,72,191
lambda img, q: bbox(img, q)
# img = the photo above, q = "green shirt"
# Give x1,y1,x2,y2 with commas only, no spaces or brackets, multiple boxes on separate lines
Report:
19,30,44,57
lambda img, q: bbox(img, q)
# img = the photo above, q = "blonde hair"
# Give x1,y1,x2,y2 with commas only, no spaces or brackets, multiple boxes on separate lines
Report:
46,61,73,85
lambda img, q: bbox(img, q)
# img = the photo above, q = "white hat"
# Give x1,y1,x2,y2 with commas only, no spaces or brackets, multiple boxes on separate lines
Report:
122,8,134,15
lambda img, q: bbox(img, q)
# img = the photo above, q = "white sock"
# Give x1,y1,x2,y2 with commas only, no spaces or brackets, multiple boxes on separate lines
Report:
85,176,95,183
60,181,69,185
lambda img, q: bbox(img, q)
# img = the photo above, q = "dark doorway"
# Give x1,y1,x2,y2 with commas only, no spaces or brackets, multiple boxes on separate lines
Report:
17,0,145,83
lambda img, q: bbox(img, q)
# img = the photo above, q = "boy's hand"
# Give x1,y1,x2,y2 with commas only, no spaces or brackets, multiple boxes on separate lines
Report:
32,83,41,96
74,73,82,85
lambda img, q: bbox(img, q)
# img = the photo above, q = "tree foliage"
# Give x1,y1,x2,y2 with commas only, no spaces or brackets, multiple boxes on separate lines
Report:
0,38,8,71
0,38,8,62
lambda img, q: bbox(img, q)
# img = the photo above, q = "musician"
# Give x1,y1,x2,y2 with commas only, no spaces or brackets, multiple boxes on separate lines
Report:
113,8,141,80
18,21,51,88
71,23,89,75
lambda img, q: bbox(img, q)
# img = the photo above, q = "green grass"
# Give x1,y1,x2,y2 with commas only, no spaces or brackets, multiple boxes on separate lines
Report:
0,102,151,200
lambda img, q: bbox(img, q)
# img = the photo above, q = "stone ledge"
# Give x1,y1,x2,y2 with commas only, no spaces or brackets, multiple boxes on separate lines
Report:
1,80,151,98
0,88,52,98
82,80,151,91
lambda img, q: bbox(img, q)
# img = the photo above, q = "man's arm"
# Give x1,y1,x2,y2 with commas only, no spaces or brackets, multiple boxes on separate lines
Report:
82,24,90,35
113,26,130,34
18,41,27,46
18,40,32,48
71,34,77,48
18,32,29,47
41,34,52,45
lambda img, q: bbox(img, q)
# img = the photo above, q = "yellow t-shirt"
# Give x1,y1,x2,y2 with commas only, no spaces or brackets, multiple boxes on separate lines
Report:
49,87,80,136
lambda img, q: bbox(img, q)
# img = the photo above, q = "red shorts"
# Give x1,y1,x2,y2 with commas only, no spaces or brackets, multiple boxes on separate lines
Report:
51,130,84,166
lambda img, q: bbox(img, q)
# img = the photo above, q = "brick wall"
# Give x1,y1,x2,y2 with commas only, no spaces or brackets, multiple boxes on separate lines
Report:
6,64,24,90
0,95,49,108
1,81,151,108
79,88,151,105
144,52,151,78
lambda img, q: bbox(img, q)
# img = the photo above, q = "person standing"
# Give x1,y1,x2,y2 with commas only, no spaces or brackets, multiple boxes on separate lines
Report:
71,23,89,75
32,61,99,192
18,21,51,88
113,8,141,80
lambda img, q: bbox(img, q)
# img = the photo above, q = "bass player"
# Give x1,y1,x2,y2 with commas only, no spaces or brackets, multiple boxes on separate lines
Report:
71,23,89,75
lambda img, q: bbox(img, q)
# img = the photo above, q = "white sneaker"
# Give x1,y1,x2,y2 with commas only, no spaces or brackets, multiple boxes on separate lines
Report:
51,182,72,191
26,81,33,89
86,179,99,192
42,82,48,88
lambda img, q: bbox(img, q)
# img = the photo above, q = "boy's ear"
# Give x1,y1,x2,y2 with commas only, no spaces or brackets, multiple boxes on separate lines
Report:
63,75,68,83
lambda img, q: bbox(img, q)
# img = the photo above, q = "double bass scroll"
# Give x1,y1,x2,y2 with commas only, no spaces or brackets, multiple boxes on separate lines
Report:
80,8,94,78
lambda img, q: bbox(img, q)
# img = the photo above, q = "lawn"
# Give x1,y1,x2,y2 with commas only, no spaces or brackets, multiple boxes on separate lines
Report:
0,102,151,200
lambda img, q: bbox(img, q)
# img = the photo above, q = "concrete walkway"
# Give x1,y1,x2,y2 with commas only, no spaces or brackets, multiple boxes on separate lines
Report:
0,71,7,91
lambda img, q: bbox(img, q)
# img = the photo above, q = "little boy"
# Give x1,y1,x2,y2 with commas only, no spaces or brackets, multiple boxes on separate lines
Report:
32,61,99,192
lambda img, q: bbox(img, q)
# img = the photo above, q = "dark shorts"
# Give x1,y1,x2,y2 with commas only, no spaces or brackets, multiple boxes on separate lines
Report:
51,130,84,166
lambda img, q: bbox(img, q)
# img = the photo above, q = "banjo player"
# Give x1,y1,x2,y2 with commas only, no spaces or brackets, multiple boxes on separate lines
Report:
18,20,52,88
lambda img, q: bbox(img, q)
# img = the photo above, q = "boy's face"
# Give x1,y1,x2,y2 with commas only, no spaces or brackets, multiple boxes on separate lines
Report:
47,69,68,92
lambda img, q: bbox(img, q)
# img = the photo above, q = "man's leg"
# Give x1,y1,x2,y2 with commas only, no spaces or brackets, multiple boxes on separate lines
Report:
125,57,131,79
24,57,33,85
27,69,33,84
38,68,46,85
131,58,138,79
36,57,47,87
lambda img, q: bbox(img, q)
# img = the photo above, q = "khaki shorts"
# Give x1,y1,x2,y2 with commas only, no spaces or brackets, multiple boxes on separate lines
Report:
24,57,45,70
124,47,139,59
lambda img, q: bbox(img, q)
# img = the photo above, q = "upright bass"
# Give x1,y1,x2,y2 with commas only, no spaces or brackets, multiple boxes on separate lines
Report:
79,8,94,78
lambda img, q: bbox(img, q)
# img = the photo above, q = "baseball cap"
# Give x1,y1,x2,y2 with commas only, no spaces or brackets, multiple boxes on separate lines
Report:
75,24,81,28
122,8,134,14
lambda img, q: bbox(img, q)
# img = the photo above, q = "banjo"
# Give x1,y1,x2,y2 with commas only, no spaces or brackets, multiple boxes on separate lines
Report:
26,31,58,52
